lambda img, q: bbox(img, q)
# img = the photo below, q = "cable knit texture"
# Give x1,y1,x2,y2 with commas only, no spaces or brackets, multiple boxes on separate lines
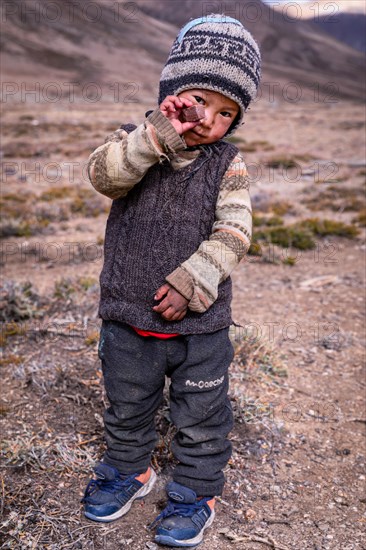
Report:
98,125,238,334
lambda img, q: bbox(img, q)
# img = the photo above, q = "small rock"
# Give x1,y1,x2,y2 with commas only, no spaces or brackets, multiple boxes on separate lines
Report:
335,448,351,456
316,522,329,532
245,508,257,521
300,275,340,288
145,543,158,550
334,496,349,506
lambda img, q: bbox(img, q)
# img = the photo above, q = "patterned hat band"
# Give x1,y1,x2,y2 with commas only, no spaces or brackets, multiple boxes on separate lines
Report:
159,14,261,136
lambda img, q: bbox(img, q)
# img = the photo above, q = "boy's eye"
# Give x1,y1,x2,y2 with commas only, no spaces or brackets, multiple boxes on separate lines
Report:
221,111,232,118
193,95,205,104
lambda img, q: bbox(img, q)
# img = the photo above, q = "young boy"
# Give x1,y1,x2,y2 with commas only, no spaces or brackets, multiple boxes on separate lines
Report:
83,15,261,547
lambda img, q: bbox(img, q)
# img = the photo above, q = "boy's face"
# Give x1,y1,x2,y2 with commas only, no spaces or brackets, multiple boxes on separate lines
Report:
178,89,240,146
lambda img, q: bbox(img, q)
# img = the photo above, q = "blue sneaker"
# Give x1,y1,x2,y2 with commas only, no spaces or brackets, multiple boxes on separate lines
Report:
82,463,156,523
151,482,215,547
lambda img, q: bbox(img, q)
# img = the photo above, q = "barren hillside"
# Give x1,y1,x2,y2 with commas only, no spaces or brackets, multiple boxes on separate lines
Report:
1,0,365,104
270,0,366,53
138,0,366,101
270,0,366,17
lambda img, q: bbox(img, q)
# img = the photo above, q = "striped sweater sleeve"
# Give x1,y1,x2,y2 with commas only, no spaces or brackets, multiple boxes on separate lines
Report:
166,153,252,313
87,109,185,199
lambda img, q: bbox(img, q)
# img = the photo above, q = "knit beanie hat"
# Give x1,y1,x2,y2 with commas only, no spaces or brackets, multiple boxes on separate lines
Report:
158,14,261,135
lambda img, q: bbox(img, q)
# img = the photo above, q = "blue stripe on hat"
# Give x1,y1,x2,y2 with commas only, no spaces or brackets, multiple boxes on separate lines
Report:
177,16,244,44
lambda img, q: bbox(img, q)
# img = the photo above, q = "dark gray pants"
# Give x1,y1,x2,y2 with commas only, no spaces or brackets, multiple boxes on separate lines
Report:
98,320,234,496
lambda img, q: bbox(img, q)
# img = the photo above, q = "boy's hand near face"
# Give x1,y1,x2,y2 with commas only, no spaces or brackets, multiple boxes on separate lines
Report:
153,283,189,321
159,95,203,136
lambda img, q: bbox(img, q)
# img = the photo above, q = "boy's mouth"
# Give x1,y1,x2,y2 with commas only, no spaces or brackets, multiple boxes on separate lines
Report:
190,128,206,139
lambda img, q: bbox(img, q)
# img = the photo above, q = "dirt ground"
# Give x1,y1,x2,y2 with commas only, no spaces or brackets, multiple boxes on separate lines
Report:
0,97,365,549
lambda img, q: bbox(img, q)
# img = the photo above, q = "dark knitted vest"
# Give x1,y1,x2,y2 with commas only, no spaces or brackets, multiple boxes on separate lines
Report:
98,126,239,334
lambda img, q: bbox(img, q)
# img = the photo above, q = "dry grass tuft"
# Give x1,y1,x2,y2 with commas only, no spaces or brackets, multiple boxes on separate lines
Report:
229,329,288,425
0,282,43,323
252,225,316,251
266,157,299,169
226,137,275,152
40,187,73,201
253,214,284,227
1,184,106,239
251,216,360,255
254,200,294,216
304,185,365,212
299,218,360,238
353,208,366,227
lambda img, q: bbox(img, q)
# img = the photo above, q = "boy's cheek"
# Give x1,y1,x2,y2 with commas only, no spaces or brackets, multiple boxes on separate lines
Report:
181,130,199,146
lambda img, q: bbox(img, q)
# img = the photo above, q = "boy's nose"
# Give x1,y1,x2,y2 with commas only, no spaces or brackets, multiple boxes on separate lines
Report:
201,111,214,128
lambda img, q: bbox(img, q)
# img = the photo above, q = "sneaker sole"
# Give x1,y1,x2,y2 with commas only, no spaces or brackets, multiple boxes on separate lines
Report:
84,468,157,523
154,509,215,547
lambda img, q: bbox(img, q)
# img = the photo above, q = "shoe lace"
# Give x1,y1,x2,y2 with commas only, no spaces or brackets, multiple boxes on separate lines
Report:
82,473,137,501
148,499,210,530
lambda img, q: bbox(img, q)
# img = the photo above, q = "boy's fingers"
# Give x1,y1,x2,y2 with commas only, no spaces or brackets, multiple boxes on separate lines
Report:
154,284,170,300
171,310,186,321
179,97,193,108
152,296,170,313
161,306,176,320
160,102,176,115
162,96,184,111
181,120,202,133
161,96,193,115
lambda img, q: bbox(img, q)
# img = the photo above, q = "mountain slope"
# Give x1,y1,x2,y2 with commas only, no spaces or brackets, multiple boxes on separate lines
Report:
0,0,176,102
1,0,364,104
315,13,366,53
270,0,366,53
138,0,365,101
271,0,366,17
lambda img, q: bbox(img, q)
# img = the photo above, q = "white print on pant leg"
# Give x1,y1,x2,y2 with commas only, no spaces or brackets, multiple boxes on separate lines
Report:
185,376,224,389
